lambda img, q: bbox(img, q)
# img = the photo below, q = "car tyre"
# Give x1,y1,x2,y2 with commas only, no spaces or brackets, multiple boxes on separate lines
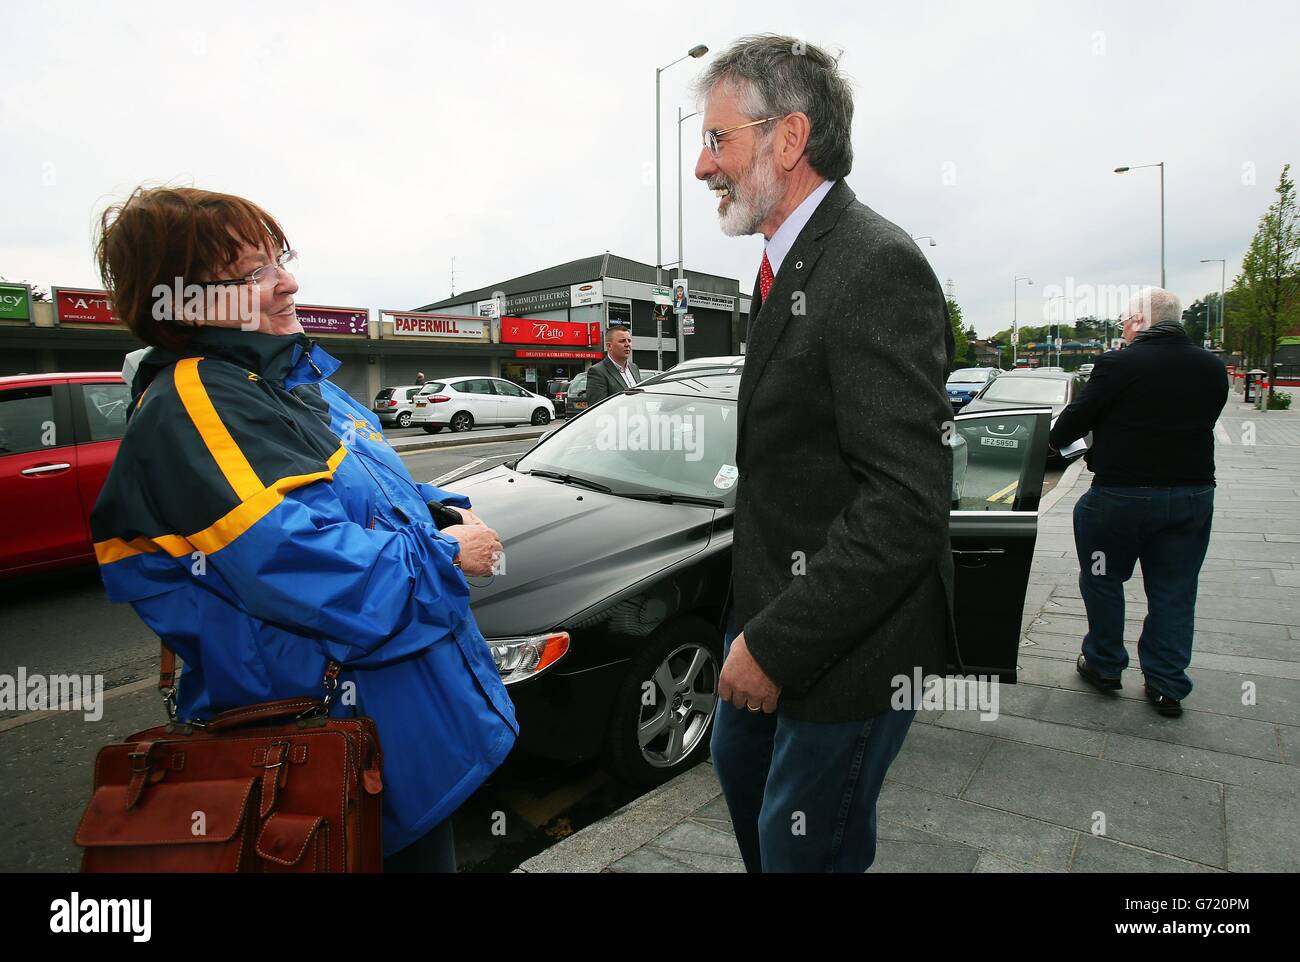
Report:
531,408,552,426
422,425,444,434
450,412,473,433
606,616,722,787
396,412,412,429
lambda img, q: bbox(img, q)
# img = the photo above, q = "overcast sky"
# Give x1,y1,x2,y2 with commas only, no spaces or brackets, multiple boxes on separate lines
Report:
3,0,1297,338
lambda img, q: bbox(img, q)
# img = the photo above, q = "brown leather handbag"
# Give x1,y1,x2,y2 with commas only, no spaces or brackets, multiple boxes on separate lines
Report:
75,649,384,872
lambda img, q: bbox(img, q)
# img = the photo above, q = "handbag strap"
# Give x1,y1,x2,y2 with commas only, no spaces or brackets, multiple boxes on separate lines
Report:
157,643,342,723
160,644,178,720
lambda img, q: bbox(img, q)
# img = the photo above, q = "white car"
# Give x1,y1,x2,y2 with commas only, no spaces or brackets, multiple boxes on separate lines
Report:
409,376,556,434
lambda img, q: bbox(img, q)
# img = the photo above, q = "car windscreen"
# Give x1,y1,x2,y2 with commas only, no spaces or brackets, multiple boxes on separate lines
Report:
947,369,990,383
980,377,1067,404
516,391,738,500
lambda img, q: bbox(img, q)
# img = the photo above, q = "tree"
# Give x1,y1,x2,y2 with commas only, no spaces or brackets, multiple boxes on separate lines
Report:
1238,164,1300,405
946,298,968,368
963,325,978,365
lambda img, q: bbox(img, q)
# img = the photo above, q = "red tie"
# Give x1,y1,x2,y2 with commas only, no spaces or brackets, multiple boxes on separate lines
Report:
759,250,775,302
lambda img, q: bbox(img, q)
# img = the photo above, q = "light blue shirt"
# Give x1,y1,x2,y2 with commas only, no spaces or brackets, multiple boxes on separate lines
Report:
764,179,836,276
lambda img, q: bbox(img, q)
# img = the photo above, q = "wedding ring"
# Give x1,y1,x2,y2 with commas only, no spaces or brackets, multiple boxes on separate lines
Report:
745,702,761,712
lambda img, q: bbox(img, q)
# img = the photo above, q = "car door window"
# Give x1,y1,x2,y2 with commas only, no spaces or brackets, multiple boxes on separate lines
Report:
0,386,60,454
950,409,1048,511
80,382,131,442
948,407,1050,679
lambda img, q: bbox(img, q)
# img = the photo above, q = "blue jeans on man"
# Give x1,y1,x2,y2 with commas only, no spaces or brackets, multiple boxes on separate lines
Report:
709,621,916,872
1072,484,1215,699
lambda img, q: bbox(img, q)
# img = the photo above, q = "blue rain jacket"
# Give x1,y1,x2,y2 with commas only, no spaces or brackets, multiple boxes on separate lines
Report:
90,328,517,855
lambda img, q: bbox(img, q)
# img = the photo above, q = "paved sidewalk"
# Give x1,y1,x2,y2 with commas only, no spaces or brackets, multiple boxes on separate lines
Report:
519,400,1300,873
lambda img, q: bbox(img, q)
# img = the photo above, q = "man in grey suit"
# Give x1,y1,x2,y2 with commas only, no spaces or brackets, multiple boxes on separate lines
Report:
694,34,956,872
584,325,642,406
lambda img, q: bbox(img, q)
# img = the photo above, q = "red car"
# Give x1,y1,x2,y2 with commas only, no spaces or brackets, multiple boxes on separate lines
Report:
0,371,130,577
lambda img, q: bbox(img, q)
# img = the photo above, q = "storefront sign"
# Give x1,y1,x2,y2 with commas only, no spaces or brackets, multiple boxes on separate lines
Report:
383,311,485,338
569,281,603,307
296,304,368,335
0,282,33,322
500,316,599,346
688,290,735,311
513,349,603,360
54,287,120,325
504,287,570,315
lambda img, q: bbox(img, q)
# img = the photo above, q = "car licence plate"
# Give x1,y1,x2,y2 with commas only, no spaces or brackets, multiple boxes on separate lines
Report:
980,437,1019,449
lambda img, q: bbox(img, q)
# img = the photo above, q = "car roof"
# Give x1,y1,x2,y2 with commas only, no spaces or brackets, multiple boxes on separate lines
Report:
999,369,1073,379
637,371,742,399
0,371,124,387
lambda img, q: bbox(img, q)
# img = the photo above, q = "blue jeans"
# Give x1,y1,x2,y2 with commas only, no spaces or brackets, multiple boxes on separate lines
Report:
383,817,456,873
1072,484,1215,700
710,622,916,872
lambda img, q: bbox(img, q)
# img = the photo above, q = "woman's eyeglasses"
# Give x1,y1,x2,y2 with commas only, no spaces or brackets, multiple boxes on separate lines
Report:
200,249,299,287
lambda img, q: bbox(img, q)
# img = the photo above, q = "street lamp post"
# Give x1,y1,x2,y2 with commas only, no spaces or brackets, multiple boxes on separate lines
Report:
1048,294,1066,367
656,44,708,371
1013,275,1033,367
676,107,701,364
1114,162,1166,288
1200,258,1226,349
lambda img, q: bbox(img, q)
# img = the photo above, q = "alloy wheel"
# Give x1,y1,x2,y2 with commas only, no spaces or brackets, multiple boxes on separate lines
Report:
637,643,719,768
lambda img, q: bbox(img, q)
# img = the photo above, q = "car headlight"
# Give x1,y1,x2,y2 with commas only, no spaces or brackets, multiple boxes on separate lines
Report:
487,631,570,685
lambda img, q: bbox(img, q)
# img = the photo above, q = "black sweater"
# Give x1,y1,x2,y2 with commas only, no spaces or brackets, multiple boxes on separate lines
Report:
1049,327,1228,486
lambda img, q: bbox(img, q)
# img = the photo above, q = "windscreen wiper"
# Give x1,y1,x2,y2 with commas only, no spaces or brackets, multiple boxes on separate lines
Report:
613,492,724,507
525,469,613,493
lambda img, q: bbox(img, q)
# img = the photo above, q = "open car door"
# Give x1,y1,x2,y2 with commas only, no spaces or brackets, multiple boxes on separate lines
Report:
947,405,1053,681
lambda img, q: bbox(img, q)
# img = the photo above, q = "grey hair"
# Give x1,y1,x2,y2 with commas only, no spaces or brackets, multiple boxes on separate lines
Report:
692,34,855,181
1127,287,1182,332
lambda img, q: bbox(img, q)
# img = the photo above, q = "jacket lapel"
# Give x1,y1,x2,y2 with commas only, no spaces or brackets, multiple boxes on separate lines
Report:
738,180,857,427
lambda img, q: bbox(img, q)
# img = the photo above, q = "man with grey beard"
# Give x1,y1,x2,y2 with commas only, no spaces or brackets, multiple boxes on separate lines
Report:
692,35,956,872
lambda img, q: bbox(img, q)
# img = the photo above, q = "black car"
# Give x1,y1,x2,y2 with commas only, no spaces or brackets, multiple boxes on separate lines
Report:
960,369,1090,467
456,371,1053,785
544,378,571,417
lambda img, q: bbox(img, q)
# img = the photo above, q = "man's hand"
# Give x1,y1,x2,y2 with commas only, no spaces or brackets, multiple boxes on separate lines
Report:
443,523,502,576
719,632,781,713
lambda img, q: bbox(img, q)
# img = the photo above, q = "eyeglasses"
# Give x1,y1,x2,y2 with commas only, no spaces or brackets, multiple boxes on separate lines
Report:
702,117,781,157
200,249,299,287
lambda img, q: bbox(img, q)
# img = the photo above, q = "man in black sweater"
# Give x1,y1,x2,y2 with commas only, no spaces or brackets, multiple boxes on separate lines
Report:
1050,288,1228,717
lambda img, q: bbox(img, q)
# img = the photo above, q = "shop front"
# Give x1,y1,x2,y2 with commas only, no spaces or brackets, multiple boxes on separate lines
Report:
497,316,603,392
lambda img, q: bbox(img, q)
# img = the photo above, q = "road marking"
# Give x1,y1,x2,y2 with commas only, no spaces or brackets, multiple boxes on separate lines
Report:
988,479,1019,504
1215,420,1232,444
432,459,487,486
